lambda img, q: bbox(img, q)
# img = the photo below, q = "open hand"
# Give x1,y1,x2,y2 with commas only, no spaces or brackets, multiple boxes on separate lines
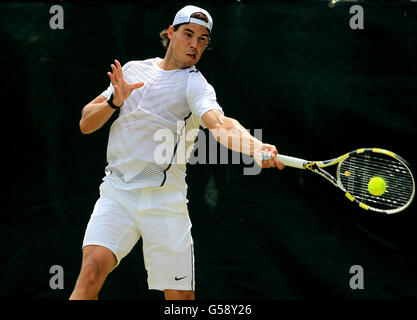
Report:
107,60,144,106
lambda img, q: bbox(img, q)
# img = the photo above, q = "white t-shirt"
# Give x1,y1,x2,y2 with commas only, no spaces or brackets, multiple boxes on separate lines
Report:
100,57,223,191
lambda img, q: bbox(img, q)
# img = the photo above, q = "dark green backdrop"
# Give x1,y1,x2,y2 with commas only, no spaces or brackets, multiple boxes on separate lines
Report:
1,0,416,300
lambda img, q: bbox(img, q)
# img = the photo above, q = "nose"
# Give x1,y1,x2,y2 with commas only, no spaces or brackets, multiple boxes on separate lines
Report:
189,36,198,48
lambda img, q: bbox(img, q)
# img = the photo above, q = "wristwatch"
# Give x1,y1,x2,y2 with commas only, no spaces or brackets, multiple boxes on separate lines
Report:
107,93,123,109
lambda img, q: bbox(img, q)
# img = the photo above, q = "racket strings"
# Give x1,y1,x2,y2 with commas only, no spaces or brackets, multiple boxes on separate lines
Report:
345,171,412,195
339,153,414,210
342,161,412,206
345,158,413,197
352,158,410,175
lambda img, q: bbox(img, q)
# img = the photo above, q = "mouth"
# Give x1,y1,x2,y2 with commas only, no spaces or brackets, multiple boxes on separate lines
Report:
186,53,197,59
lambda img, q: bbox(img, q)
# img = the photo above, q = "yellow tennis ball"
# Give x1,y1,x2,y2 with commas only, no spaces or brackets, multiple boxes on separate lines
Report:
368,176,386,196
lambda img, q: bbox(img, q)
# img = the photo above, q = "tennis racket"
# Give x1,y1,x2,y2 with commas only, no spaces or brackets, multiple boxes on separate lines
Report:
260,148,415,214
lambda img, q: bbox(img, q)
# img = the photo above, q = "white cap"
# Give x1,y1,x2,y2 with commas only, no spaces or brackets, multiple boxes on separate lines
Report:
172,5,213,33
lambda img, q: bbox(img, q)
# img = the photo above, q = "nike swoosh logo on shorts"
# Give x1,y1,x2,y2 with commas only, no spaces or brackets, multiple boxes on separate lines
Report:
175,276,188,281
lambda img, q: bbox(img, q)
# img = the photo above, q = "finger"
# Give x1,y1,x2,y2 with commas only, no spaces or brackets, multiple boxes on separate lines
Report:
261,157,272,168
113,60,120,78
111,64,119,81
111,64,117,73
272,149,284,170
265,146,277,158
110,65,116,80
115,60,123,78
267,159,275,168
275,159,285,170
107,72,116,86
130,82,145,90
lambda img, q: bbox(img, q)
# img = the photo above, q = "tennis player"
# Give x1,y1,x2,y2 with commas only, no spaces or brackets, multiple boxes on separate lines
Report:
70,5,283,300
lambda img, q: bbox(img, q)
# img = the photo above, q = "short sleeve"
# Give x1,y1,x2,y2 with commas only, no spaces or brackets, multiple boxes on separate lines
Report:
186,72,223,128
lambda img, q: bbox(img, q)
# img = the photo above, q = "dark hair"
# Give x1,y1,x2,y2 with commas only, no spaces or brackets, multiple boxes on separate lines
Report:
160,12,210,49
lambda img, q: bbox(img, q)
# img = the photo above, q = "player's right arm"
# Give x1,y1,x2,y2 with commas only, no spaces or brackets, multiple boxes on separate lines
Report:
202,109,284,170
79,60,144,134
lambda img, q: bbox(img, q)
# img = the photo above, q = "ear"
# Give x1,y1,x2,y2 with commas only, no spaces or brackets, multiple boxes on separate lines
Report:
167,25,175,40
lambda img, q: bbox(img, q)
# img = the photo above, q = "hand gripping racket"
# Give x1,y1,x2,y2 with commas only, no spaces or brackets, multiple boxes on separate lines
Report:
260,148,415,214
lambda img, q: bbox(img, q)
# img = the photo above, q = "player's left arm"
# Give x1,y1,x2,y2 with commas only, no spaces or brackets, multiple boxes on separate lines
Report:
201,109,284,169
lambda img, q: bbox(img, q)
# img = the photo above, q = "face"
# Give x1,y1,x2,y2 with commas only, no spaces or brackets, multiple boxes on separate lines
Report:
167,22,210,69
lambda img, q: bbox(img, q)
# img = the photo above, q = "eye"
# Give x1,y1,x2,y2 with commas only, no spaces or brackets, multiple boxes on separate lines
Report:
199,37,209,44
185,32,193,38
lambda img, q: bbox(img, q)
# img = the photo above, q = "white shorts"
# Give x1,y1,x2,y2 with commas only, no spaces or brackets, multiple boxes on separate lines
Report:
82,181,195,291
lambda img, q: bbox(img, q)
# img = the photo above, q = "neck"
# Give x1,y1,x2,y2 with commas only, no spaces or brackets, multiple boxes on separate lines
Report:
157,59,179,71
157,47,189,71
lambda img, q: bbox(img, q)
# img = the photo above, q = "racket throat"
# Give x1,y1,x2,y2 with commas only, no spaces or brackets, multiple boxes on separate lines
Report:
308,163,340,188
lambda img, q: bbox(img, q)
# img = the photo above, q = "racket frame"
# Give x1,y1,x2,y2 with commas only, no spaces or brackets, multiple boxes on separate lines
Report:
266,148,415,214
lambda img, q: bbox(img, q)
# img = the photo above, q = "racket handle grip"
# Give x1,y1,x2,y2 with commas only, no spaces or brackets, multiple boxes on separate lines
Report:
259,152,307,169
